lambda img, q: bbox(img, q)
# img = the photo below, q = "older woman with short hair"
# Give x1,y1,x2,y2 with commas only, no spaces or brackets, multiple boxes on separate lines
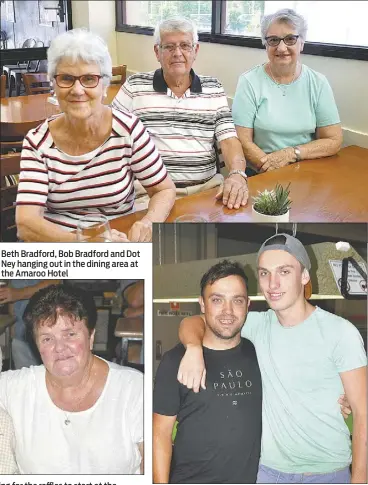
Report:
232,9,343,174
16,29,175,242
0,284,143,474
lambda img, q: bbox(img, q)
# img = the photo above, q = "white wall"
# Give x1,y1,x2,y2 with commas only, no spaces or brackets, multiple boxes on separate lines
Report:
116,32,368,148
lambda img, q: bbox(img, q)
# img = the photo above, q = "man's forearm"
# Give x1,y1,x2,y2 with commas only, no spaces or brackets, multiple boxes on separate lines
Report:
153,438,172,483
220,137,246,172
178,315,206,347
351,412,367,483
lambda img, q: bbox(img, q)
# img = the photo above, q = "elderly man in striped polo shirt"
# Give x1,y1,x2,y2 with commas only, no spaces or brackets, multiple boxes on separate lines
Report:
112,17,249,211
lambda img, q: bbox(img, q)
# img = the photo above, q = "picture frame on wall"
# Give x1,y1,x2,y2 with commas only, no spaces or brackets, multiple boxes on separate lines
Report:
38,0,58,27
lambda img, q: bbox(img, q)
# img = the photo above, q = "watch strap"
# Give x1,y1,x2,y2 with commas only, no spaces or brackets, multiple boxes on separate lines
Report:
293,146,301,162
228,169,248,181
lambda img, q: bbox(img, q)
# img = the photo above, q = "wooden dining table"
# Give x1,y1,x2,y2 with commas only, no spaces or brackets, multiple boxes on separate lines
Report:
1,89,367,226
109,145,368,231
1,84,121,138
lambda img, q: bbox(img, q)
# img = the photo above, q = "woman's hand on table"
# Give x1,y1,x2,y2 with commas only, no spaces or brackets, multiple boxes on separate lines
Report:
128,218,153,242
259,147,296,172
110,229,130,242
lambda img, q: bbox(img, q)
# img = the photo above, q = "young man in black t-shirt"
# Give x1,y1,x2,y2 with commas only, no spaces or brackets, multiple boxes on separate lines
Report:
153,260,262,484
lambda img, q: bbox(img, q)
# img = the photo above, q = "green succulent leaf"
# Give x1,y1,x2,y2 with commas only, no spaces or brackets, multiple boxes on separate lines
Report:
253,183,292,216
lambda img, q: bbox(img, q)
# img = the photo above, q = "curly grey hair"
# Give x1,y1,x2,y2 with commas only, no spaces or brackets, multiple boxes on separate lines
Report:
47,28,112,86
154,17,198,46
260,9,308,45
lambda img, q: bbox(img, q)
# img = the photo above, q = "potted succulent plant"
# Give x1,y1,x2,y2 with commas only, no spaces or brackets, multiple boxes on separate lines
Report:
252,183,292,222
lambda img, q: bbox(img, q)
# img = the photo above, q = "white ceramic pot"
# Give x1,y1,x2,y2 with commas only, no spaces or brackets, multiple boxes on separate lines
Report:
252,206,290,222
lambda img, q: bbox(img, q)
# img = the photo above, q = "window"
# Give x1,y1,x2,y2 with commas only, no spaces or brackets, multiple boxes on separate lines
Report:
124,1,212,32
116,0,368,60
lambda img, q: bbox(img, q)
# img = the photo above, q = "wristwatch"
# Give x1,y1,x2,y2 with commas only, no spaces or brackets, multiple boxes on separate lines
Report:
293,146,302,162
228,169,248,181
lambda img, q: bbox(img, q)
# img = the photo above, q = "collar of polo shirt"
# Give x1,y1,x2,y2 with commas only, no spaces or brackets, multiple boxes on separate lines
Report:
153,68,202,94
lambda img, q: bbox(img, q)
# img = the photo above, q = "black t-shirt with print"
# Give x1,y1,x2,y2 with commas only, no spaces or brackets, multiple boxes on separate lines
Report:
153,338,262,484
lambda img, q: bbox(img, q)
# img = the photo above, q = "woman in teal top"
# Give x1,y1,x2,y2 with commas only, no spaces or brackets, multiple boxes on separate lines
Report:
232,9,342,174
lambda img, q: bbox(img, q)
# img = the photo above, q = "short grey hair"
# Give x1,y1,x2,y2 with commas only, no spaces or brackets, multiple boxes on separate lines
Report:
260,9,308,45
47,28,112,86
154,17,198,46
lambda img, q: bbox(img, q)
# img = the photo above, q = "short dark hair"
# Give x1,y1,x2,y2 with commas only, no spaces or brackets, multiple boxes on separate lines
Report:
200,260,248,297
23,284,97,336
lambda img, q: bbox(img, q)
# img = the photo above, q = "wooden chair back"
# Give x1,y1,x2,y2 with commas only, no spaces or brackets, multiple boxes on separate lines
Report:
22,72,50,95
0,152,21,242
111,65,127,85
0,74,6,98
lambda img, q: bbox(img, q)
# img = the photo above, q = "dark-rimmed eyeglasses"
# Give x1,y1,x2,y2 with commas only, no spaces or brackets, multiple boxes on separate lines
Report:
159,42,195,53
265,35,300,47
54,74,106,88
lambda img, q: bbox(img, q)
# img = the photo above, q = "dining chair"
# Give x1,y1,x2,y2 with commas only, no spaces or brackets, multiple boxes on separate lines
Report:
114,316,143,366
22,72,50,95
5,40,45,96
0,152,21,242
3,38,37,82
111,65,127,85
0,74,6,98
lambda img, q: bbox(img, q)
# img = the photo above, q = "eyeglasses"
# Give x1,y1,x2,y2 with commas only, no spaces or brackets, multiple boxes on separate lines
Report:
54,74,105,88
159,42,195,53
265,35,300,47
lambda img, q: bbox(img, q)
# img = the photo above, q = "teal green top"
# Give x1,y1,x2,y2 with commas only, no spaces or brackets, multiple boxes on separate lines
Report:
232,64,340,157
241,307,366,473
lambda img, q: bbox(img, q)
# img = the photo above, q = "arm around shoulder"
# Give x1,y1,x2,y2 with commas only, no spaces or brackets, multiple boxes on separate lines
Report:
177,315,207,392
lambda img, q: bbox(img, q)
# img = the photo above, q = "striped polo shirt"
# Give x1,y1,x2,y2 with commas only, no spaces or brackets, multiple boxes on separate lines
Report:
16,108,168,230
111,69,237,186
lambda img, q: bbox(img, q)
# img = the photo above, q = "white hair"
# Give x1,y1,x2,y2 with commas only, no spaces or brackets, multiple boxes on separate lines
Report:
47,28,112,86
154,17,198,45
260,9,308,45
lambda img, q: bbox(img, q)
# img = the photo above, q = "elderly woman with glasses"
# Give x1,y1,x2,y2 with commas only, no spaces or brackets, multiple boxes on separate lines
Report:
16,29,175,242
232,9,342,174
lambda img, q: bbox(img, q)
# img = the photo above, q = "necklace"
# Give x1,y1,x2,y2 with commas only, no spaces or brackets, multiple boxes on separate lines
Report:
63,382,94,425
268,63,299,96
47,360,94,426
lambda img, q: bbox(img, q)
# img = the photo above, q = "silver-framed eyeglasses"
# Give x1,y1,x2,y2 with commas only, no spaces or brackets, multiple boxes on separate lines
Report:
54,74,106,88
265,35,300,47
159,42,195,53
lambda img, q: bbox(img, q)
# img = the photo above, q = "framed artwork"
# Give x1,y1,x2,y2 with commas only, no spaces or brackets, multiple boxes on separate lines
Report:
38,0,59,27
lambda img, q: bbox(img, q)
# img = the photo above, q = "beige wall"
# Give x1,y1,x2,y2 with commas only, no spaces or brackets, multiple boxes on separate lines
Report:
116,32,368,148
71,0,117,65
